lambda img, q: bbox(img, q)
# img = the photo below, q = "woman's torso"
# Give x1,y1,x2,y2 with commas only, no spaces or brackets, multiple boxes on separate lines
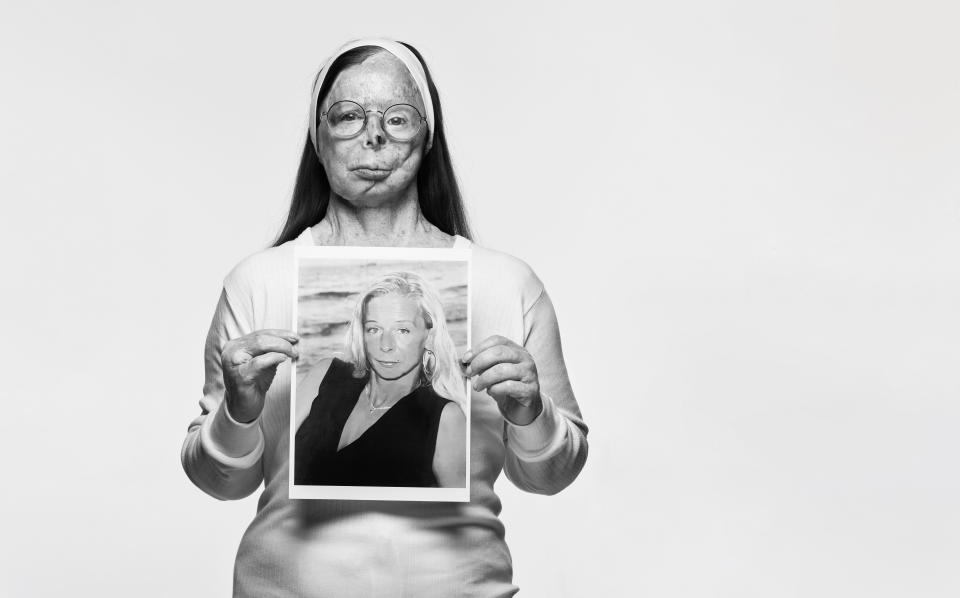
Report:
225,230,542,597
294,358,451,488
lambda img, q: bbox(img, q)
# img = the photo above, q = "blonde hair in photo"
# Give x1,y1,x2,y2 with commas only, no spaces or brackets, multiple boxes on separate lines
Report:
343,272,467,413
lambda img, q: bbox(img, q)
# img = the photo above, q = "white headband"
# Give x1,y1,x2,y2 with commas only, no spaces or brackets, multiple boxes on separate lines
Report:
308,38,435,156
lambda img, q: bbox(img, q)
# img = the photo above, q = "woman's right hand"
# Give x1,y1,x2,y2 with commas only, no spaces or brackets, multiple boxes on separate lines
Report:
221,329,300,423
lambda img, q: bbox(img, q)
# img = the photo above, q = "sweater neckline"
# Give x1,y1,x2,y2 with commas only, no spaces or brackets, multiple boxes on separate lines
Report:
296,227,469,250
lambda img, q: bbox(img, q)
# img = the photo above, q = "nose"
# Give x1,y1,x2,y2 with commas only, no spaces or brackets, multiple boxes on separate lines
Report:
380,333,396,353
362,111,386,148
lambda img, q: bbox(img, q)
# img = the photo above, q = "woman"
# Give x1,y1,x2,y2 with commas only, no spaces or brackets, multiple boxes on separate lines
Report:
293,271,467,488
181,38,588,597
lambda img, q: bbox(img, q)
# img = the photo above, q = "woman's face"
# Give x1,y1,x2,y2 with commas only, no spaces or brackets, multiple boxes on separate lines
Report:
363,292,430,380
317,52,428,207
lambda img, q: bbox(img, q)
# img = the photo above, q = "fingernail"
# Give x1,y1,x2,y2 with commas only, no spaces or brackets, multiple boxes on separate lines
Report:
461,351,472,362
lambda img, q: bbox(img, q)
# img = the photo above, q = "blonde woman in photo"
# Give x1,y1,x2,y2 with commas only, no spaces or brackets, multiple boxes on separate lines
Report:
294,272,467,488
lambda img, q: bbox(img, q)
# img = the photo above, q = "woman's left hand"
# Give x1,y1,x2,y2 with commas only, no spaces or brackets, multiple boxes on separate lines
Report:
462,335,543,426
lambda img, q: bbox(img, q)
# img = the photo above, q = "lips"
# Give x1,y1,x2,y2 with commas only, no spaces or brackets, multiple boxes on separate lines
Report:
352,164,392,171
351,164,393,181
376,359,399,367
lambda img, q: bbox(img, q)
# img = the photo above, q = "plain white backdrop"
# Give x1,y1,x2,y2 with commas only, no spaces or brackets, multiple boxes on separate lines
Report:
2,1,959,596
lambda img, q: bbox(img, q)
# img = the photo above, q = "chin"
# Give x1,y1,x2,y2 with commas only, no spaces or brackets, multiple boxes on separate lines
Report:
338,183,406,206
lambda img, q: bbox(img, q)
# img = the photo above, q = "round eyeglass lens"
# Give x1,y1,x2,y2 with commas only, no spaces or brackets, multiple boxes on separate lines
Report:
382,104,423,141
326,101,366,137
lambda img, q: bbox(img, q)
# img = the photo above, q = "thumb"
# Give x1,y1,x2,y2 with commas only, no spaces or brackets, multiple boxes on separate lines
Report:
485,388,511,410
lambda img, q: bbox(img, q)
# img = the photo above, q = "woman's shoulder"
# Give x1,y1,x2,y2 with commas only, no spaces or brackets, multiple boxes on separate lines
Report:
467,240,530,273
436,400,466,435
309,356,356,384
326,356,356,376
295,357,342,430
296,357,355,405
224,235,303,288
466,240,545,310
417,388,464,431
416,384,455,412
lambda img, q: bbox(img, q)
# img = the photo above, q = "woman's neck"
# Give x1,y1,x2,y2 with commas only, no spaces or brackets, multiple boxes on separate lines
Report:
367,368,421,408
312,189,453,248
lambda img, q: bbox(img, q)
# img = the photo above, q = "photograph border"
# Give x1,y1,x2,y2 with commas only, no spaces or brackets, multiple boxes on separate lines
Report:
289,244,472,501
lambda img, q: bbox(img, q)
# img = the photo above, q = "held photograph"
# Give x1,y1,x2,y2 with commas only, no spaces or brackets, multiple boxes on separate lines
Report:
290,245,471,501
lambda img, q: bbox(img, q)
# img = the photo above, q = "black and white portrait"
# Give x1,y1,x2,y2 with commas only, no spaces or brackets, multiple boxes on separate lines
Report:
8,4,960,596
290,245,470,501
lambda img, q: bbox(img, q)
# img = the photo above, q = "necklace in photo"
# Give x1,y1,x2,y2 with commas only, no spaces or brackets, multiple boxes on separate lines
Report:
364,385,394,413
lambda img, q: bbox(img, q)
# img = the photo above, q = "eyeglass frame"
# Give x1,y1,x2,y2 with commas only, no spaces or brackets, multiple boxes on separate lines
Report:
318,100,428,142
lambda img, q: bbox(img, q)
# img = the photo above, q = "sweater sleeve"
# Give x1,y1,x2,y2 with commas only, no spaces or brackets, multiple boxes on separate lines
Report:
180,287,265,501
502,287,589,495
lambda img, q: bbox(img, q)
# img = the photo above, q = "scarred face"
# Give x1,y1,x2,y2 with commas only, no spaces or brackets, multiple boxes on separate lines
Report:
317,52,428,208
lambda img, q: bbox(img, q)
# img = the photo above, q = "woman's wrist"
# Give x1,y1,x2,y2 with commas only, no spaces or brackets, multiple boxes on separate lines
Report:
504,391,567,461
201,397,265,463
224,392,261,425
502,393,544,426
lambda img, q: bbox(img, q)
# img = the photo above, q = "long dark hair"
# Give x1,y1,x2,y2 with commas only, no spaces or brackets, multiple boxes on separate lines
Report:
272,43,472,247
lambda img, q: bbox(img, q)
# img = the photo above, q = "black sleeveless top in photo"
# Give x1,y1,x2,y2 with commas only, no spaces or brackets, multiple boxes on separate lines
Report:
294,358,453,487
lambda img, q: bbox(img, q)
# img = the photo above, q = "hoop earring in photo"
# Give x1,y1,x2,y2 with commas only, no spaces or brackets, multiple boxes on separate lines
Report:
422,348,436,379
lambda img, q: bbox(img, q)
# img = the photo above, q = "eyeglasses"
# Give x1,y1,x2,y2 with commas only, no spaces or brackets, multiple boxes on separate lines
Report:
319,100,427,142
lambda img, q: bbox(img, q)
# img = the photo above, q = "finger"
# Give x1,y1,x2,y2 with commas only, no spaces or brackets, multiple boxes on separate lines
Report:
461,335,516,364
465,344,525,377
222,344,254,367
472,362,526,392
485,380,528,404
488,381,542,425
244,334,298,359
242,352,290,377
251,329,301,343
226,340,294,367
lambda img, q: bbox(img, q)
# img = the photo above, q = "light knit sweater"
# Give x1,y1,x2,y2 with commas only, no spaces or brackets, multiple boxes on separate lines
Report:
181,229,589,598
